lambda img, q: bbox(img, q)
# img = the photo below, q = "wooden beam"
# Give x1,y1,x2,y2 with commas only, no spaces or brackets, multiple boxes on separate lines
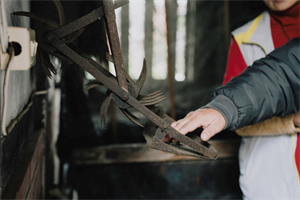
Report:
144,0,154,81
72,139,241,165
224,0,230,48
185,0,196,81
165,0,177,120
2,129,45,199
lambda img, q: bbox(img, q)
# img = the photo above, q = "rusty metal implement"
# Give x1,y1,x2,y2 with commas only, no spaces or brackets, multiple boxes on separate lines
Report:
15,0,218,159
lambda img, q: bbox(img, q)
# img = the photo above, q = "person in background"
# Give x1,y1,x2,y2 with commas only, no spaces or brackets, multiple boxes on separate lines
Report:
167,37,300,199
169,0,300,199
221,0,300,199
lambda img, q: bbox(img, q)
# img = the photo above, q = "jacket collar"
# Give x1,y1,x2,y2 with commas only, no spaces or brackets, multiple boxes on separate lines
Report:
247,11,275,54
269,2,300,26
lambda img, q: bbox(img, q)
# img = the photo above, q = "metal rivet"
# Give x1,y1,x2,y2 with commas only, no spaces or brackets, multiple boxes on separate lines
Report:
163,123,168,129
45,33,54,43
122,92,129,101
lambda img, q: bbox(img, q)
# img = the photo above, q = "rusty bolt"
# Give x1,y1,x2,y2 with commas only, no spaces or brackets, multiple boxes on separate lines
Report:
121,92,129,101
45,33,54,43
163,123,169,129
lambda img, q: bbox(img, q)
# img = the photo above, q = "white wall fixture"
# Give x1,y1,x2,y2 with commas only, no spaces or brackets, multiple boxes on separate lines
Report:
1,27,37,70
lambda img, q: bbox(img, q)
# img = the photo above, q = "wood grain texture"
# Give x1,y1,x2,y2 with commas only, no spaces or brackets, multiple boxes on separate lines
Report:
2,129,45,199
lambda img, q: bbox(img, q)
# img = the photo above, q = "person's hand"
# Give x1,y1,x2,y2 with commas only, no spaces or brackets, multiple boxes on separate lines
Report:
293,110,300,128
163,108,226,142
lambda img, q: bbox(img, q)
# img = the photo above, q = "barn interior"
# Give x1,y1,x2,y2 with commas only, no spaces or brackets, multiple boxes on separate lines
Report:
0,0,268,199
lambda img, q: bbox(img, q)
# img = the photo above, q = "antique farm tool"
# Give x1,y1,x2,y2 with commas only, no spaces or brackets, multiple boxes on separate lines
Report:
15,0,218,159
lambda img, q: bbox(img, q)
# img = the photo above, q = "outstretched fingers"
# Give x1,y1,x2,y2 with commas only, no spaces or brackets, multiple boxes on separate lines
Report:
164,108,226,142
172,113,200,135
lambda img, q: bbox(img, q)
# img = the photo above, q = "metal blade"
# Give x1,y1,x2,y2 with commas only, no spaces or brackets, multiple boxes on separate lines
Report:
41,50,57,75
135,58,147,94
38,50,52,78
66,27,86,44
53,0,66,27
139,90,161,98
39,48,57,78
138,92,164,101
139,96,166,106
120,108,144,127
138,91,166,106
84,80,103,91
100,92,113,128
106,58,147,99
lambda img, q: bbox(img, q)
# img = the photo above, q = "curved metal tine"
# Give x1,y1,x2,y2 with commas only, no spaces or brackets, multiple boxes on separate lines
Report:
41,50,57,75
13,12,60,29
39,49,57,78
53,0,66,27
139,91,161,98
120,108,144,127
84,80,103,91
105,52,139,96
140,96,166,106
38,50,52,78
105,54,140,98
48,51,72,63
139,94,165,104
135,58,147,94
138,92,164,101
100,92,113,128
66,27,86,44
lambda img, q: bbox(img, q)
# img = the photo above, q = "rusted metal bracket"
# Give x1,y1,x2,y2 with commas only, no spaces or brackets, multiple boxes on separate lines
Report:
15,0,218,159
102,0,128,92
143,106,217,159
46,34,217,159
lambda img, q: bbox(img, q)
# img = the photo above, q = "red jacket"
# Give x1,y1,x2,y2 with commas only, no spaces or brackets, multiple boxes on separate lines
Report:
223,3,299,85
222,2,300,189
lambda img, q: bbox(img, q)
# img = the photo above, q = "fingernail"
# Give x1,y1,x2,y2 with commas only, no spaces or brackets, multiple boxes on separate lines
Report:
202,134,208,141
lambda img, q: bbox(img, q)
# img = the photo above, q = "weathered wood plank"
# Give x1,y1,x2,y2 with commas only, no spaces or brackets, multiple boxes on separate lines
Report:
144,0,154,82
73,139,241,165
185,0,196,81
2,129,45,199
1,95,45,195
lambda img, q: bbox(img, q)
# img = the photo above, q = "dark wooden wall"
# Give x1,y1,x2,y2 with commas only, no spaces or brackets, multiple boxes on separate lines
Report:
0,6,47,198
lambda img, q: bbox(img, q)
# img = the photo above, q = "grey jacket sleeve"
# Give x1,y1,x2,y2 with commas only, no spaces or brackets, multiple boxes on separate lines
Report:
206,37,300,130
